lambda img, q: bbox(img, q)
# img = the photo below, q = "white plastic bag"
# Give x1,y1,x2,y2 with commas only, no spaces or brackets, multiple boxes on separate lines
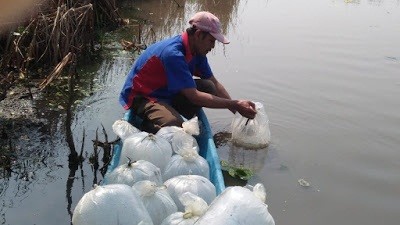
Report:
157,117,199,139
170,131,199,154
157,126,183,144
104,159,163,186
231,102,271,149
120,131,173,172
157,117,200,154
246,183,267,203
112,119,140,141
161,192,208,225
163,148,209,181
182,116,200,136
164,175,216,212
133,180,178,225
72,184,153,225
194,183,275,225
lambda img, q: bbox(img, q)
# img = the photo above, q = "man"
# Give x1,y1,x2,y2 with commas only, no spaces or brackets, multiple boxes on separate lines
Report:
119,11,256,133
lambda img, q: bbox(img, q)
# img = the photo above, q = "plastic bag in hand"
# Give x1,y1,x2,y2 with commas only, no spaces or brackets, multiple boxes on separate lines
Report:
231,102,271,149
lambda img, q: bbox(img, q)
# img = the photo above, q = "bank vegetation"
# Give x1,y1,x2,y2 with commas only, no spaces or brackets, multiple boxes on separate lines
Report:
0,0,123,101
0,0,126,176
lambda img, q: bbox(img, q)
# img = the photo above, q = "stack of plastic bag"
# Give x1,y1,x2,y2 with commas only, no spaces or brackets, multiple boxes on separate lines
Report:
194,183,275,225
231,102,271,149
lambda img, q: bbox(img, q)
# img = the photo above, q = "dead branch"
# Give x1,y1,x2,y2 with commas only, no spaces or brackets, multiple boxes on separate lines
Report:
39,51,72,90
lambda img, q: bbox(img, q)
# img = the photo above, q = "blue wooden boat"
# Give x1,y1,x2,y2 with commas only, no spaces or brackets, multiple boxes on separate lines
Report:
104,108,226,194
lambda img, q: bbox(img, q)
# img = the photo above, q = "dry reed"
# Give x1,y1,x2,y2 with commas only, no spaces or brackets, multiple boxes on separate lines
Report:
0,0,121,88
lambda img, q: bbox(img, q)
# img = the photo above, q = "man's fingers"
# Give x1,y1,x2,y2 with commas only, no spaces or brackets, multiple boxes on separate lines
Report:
236,100,257,119
243,108,256,119
249,101,256,109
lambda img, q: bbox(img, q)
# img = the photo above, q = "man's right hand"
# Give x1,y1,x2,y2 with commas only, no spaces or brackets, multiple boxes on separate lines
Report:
182,88,257,119
234,100,257,119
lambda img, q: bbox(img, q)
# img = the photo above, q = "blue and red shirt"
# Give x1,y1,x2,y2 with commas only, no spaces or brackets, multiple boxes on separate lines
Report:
119,32,213,110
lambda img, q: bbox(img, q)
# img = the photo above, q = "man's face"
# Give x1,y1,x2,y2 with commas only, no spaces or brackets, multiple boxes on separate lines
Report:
194,31,216,56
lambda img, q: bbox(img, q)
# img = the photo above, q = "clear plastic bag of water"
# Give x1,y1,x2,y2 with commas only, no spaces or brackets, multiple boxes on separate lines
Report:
231,102,271,149
194,183,275,225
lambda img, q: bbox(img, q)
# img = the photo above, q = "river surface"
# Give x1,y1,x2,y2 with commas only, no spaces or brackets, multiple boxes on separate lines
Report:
1,0,400,224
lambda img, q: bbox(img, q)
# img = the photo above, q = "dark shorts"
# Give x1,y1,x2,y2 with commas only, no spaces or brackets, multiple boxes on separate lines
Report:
131,79,216,133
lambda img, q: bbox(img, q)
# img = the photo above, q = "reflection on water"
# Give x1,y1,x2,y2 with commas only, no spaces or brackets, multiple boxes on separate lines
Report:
0,52,133,225
120,0,240,45
214,131,269,174
0,101,62,224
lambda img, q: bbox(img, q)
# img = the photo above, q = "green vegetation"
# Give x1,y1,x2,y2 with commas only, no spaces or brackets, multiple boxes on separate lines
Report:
221,160,254,180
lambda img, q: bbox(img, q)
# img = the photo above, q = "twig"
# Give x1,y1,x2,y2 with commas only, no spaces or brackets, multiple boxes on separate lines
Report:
79,127,85,166
39,52,72,90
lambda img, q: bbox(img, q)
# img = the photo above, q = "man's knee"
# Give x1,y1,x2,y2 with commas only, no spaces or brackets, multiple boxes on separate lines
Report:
148,103,184,128
160,114,184,127
142,113,183,134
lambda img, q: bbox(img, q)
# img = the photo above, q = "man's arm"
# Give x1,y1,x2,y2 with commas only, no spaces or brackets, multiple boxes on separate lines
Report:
208,76,232,100
180,88,256,119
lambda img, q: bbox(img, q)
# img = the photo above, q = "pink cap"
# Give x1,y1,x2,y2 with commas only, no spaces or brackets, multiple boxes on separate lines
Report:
189,11,230,44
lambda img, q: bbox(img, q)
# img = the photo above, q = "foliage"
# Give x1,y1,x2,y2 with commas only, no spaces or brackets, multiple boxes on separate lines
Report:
221,160,254,180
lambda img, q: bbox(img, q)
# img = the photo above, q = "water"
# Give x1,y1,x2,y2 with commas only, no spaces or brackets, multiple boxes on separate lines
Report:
1,0,400,224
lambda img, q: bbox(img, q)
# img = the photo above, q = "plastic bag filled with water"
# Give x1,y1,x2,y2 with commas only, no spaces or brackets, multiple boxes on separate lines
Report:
231,102,271,149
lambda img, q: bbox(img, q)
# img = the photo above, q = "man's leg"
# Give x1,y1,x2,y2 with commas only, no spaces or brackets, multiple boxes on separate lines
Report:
172,79,217,119
132,95,184,133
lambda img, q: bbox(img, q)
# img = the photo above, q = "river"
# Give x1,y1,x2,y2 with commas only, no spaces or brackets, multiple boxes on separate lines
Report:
1,0,399,224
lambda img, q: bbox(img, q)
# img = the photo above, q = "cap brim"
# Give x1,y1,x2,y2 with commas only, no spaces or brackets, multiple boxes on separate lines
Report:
210,32,230,44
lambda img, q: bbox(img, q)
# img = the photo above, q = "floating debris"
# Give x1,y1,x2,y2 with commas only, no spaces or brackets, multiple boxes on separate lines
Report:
279,164,288,171
221,160,254,180
385,56,398,61
298,178,310,187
